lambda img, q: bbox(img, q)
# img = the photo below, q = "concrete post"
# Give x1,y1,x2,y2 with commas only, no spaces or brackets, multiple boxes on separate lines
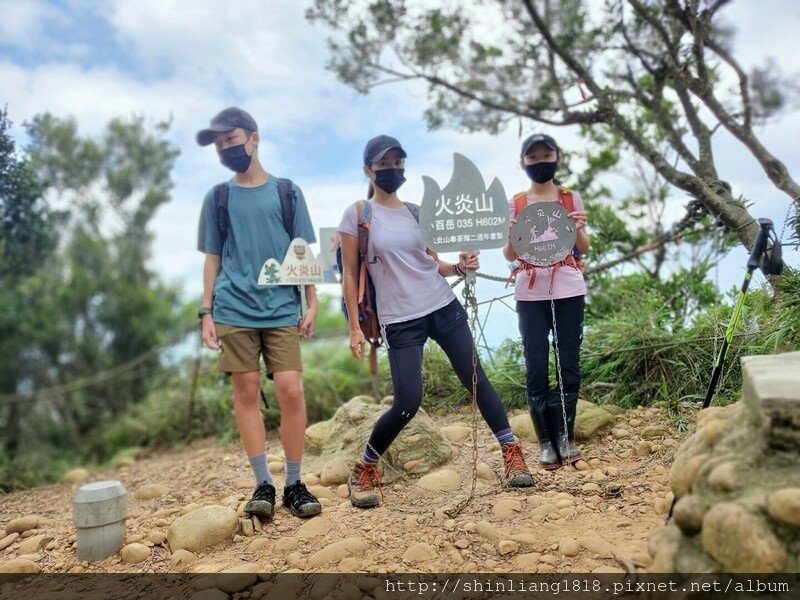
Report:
73,480,127,561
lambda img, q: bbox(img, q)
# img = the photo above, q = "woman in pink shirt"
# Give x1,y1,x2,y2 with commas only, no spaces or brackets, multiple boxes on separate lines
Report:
502,134,590,470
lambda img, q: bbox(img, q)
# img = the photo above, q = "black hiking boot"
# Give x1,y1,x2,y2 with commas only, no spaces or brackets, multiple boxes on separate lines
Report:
282,481,322,518
244,481,276,519
549,390,584,465
528,394,562,470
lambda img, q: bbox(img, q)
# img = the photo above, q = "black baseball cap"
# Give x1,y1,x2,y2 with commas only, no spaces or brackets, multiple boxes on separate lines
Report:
363,135,407,165
196,107,258,146
520,133,559,157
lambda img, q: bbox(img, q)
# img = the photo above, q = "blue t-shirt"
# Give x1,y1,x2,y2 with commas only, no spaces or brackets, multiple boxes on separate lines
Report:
197,176,317,329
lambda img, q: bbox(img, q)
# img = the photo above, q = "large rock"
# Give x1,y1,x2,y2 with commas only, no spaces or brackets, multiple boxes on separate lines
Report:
672,495,704,536
320,456,351,486
439,425,471,442
5,516,39,535
581,536,612,558
559,537,580,557
216,568,259,593
296,517,335,539
417,470,460,492
648,525,683,573
17,535,53,555
669,453,709,499
0,533,19,551
492,498,522,518
767,488,800,526
647,351,800,574
574,400,615,441
701,503,786,572
509,414,536,442
167,506,239,553
0,559,40,577
402,543,437,565
134,484,168,501
303,398,452,484
61,468,90,484
640,426,669,440
120,543,151,564
307,538,366,568
171,549,198,569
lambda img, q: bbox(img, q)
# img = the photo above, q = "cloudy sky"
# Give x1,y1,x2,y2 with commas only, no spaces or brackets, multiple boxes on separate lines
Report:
2,0,798,346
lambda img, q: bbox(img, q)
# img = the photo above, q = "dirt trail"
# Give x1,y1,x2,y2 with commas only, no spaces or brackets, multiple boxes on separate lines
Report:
0,406,679,574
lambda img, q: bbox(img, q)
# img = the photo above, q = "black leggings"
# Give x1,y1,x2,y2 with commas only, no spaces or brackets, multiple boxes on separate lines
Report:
517,295,585,399
366,299,511,457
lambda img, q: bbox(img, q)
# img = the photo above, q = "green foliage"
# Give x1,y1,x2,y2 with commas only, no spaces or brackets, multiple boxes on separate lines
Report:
96,357,233,457
487,339,528,410
0,111,185,486
0,106,61,281
4,267,798,492
587,266,720,327
313,294,348,334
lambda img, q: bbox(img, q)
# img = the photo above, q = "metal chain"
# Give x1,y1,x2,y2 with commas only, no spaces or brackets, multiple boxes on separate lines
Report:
444,278,480,519
548,275,569,451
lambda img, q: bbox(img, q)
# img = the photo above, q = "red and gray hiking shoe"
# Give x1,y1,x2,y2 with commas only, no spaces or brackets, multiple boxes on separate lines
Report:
347,460,383,508
502,442,535,487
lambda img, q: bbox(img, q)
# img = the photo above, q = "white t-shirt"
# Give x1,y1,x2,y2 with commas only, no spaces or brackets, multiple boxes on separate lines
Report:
338,201,456,325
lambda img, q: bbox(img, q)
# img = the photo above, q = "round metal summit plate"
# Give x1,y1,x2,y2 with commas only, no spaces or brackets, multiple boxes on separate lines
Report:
510,201,577,267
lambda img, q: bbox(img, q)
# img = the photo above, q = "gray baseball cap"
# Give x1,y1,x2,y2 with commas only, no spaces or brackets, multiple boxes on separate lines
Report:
196,107,258,146
520,133,559,157
363,135,407,165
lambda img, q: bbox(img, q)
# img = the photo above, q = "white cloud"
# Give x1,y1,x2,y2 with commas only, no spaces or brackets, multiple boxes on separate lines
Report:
0,0,63,49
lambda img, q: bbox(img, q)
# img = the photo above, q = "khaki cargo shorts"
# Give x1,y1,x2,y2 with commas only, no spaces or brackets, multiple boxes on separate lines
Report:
214,323,302,378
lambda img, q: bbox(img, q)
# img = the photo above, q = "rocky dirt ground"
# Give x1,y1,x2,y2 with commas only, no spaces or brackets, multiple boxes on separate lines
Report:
0,405,681,576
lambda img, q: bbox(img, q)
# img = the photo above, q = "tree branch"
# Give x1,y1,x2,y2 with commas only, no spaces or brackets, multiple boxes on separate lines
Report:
370,61,600,127
704,38,753,130
522,0,757,247
648,0,800,206
621,67,701,172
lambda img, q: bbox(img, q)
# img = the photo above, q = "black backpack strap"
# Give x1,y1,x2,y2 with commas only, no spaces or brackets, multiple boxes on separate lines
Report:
213,183,230,248
277,178,297,239
277,177,302,302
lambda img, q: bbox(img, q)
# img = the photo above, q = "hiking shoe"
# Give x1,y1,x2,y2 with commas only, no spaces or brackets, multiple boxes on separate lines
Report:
282,481,322,518
347,460,382,509
244,481,276,519
501,442,535,487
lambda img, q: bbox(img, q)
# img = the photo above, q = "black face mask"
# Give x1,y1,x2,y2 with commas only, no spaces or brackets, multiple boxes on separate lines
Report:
524,161,557,184
219,136,254,173
372,168,406,194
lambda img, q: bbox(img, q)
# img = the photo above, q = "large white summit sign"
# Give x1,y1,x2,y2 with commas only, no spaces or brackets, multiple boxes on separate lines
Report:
419,153,509,252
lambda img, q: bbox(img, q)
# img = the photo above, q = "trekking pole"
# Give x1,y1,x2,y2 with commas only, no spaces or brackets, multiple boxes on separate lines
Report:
703,219,783,409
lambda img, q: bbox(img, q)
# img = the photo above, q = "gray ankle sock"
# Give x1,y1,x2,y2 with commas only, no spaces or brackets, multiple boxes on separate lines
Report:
285,459,302,486
248,453,273,486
